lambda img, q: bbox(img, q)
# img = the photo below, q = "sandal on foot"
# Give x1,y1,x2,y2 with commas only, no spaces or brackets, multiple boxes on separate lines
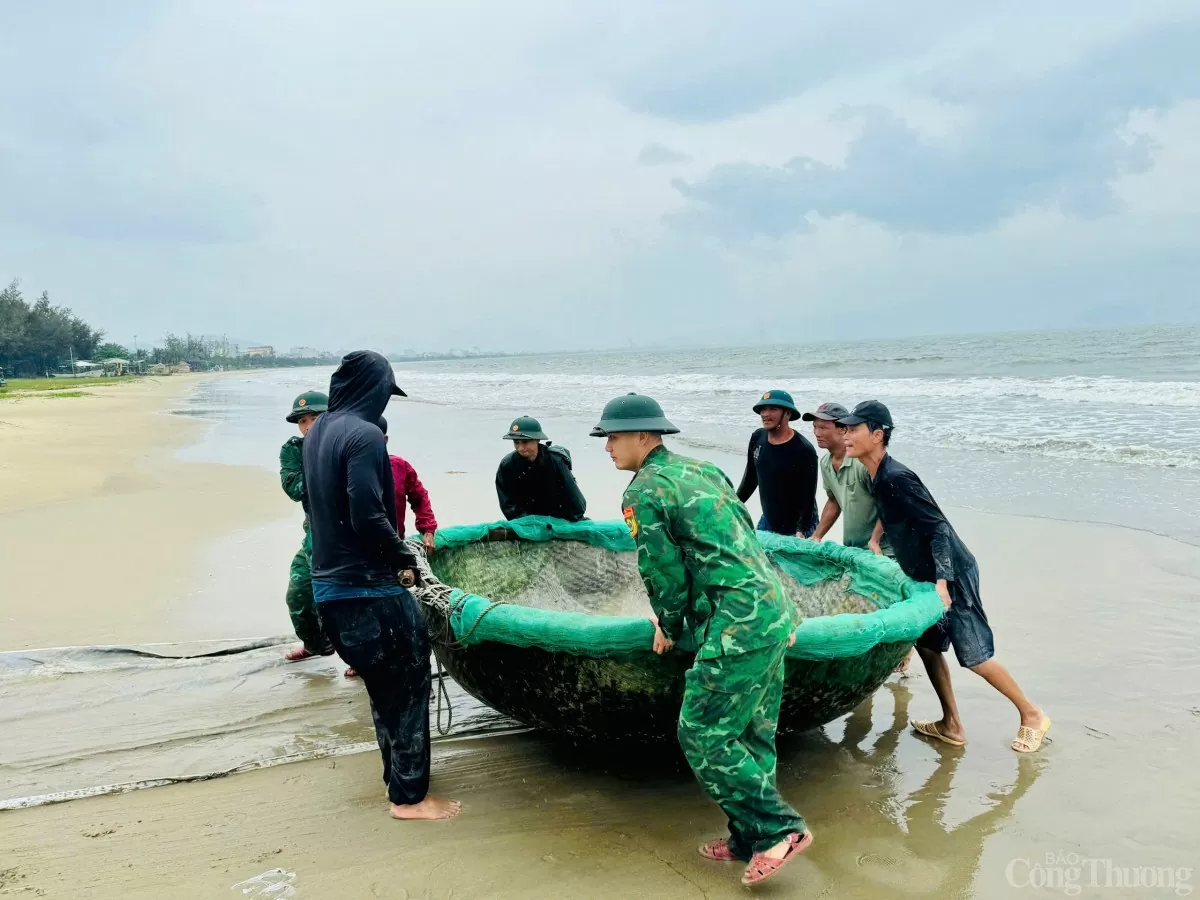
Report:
344,667,359,679
285,647,315,662
742,831,813,887
912,719,965,747
698,838,741,862
1012,716,1051,753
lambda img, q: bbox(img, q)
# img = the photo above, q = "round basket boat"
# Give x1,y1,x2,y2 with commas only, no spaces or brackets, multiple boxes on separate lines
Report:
413,517,944,745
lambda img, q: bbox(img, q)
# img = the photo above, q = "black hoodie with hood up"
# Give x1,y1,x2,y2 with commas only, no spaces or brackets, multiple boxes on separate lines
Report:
302,350,418,586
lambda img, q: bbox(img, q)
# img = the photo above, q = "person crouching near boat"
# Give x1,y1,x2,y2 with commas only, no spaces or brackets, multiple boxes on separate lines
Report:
495,416,587,522
592,393,812,888
839,401,1050,753
303,350,461,821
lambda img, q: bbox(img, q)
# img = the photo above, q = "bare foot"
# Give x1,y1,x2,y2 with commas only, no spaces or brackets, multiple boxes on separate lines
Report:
390,796,462,820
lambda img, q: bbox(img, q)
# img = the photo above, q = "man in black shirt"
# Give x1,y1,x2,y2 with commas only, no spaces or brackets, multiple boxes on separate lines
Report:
840,400,1050,753
737,389,819,537
495,416,587,521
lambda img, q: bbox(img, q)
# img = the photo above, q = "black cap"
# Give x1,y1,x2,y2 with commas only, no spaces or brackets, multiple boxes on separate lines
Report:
801,402,850,422
837,400,894,428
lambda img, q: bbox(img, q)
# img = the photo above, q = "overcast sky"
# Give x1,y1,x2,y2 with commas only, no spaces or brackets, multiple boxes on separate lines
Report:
2,1,1198,352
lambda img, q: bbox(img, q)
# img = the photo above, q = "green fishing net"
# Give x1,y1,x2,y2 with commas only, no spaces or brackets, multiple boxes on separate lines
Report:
423,518,944,661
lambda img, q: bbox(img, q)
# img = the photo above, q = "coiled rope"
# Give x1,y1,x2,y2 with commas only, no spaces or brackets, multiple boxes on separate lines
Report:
409,542,508,735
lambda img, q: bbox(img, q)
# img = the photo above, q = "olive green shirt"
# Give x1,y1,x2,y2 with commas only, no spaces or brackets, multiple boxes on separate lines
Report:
819,453,892,555
622,445,801,660
280,436,309,533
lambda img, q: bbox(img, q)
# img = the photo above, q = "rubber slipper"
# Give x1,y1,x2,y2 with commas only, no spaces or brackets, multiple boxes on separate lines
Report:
912,719,965,747
1012,715,1051,753
742,830,813,887
698,838,742,862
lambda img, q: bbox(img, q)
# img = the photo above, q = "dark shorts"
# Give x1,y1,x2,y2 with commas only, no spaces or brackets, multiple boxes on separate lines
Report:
915,565,995,669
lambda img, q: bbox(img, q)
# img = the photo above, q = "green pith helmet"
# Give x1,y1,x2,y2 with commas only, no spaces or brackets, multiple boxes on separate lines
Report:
286,390,329,423
752,388,800,421
590,393,680,437
504,416,548,441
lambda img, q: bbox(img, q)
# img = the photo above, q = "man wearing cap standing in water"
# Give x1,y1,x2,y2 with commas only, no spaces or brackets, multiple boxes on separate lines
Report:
840,400,1050,753
495,416,587,521
279,391,334,663
737,389,820,538
593,393,811,888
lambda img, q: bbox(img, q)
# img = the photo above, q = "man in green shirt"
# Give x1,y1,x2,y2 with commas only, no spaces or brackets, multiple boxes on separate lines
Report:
805,402,888,555
592,393,812,888
280,391,334,663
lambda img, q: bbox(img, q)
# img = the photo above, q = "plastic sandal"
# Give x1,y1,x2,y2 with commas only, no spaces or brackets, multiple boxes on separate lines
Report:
742,830,813,887
912,719,965,747
1012,716,1051,753
698,838,740,862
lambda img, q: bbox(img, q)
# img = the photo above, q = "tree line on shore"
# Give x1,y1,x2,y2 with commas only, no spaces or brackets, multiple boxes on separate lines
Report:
0,279,330,377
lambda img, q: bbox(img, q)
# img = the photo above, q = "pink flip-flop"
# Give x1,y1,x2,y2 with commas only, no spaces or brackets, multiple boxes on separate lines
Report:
742,830,814,887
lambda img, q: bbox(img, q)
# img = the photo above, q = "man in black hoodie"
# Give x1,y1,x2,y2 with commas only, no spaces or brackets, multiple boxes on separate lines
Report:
303,350,461,821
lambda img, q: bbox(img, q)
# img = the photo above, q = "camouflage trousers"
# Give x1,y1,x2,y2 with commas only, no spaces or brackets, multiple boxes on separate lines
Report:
285,532,330,654
678,641,807,858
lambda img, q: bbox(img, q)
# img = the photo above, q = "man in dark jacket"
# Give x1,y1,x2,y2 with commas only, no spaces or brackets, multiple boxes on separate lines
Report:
841,400,1050,754
495,416,587,521
303,350,461,820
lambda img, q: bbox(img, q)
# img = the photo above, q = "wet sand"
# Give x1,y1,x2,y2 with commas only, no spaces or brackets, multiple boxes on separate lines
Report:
0,376,289,649
3,381,1199,897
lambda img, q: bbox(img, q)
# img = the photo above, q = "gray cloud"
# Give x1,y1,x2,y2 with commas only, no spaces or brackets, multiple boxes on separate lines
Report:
585,0,972,123
669,19,1200,237
636,143,691,166
1,1,1198,351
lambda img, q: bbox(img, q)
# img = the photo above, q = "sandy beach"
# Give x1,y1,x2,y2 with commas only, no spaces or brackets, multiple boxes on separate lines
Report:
3,375,1199,898
0,377,288,649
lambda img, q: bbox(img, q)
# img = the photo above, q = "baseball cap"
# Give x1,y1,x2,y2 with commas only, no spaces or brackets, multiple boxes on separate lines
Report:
837,400,894,429
801,402,850,422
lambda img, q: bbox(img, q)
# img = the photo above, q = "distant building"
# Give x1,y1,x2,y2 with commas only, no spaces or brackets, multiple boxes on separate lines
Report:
247,346,275,358
288,346,321,359
174,361,192,374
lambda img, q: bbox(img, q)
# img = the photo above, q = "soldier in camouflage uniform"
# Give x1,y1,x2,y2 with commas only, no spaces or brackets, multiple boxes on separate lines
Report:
591,393,813,888
280,391,333,662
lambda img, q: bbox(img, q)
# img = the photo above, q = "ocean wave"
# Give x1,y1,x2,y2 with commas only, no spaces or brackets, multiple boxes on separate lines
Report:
918,433,1200,470
400,371,1200,408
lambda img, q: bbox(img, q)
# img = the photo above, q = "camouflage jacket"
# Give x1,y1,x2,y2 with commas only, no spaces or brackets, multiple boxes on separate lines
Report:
280,436,309,531
622,445,800,660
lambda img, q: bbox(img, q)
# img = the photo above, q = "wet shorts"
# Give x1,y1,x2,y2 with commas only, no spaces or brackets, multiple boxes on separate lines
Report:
915,565,995,669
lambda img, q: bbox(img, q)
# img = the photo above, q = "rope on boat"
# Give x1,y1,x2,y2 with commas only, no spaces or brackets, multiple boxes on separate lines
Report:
409,542,509,736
